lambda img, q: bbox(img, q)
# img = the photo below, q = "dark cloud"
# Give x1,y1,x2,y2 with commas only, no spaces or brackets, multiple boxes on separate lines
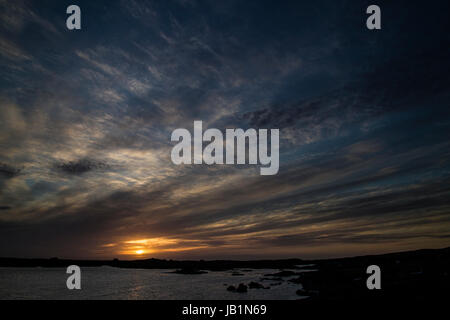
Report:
0,163,21,178
55,159,109,175
242,45,450,138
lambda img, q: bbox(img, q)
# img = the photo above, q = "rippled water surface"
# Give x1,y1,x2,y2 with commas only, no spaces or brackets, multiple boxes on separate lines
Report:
0,267,310,300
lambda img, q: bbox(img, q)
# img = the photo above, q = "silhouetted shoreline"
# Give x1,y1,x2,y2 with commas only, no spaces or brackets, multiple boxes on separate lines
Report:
1,247,449,300
1,247,448,271
0,256,306,270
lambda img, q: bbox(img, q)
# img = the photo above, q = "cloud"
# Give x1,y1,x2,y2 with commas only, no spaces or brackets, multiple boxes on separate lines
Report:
241,44,450,148
0,163,21,178
55,159,110,176
3,139,448,258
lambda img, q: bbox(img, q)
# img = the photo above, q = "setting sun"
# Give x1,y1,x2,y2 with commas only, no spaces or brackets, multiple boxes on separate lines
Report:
135,250,144,255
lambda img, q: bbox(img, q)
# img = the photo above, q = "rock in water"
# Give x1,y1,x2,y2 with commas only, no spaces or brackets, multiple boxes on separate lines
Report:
236,283,248,293
248,281,266,289
227,285,236,292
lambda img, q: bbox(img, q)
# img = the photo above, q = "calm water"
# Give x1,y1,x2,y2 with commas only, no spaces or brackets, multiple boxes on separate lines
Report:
0,267,309,300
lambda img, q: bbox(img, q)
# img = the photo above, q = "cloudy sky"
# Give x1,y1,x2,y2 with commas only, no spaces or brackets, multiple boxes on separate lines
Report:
0,0,449,260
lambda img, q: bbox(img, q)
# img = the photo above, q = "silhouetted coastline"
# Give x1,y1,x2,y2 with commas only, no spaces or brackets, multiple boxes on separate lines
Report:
1,247,449,301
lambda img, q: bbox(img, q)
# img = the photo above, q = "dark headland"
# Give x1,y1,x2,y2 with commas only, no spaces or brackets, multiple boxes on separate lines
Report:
1,247,449,301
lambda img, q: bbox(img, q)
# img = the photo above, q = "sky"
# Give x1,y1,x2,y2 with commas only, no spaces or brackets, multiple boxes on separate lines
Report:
0,0,450,260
